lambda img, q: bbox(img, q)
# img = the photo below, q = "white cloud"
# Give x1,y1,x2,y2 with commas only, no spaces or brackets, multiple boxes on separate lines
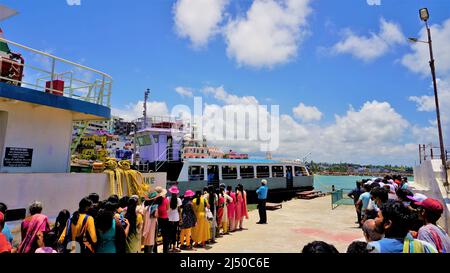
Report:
199,96,416,164
402,18,450,146
111,101,169,122
276,101,414,164
409,94,436,112
332,18,405,62
292,102,322,122
113,88,418,164
173,0,228,48
203,86,259,105
408,79,450,143
324,101,409,143
175,86,194,97
223,0,312,68
402,19,450,77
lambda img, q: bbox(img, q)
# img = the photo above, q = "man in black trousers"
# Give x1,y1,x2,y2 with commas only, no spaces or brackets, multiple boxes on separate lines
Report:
256,179,268,224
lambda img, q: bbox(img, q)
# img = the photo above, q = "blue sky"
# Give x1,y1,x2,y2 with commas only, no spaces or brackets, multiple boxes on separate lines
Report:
2,0,450,165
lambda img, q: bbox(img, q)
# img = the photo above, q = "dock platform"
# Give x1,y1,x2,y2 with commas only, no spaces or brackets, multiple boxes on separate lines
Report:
266,202,282,210
296,190,326,200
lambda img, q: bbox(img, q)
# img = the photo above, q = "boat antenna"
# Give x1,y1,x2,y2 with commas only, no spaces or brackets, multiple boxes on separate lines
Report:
143,88,150,128
302,152,312,163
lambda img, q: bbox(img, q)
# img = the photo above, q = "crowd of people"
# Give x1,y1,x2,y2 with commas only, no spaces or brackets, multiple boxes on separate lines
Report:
3,174,450,254
0,183,250,253
302,175,450,253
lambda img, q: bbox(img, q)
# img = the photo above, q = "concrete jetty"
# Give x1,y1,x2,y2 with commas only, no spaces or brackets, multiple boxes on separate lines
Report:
190,195,362,253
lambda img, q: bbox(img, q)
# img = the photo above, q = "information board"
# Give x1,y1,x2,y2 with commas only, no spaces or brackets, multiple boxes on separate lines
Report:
3,147,33,167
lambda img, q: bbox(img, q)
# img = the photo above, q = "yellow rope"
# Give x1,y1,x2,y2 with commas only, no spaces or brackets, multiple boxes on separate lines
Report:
104,158,149,197
104,158,118,195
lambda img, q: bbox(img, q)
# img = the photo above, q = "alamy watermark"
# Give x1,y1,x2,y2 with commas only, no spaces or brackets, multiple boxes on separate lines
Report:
367,0,381,6
66,0,381,7
66,0,81,6
168,96,280,152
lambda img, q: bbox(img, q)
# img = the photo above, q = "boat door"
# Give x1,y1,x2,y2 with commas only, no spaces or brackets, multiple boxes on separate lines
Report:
207,165,220,189
286,166,293,189
167,136,173,161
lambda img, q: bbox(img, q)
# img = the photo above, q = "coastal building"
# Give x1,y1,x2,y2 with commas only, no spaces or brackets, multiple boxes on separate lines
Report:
112,116,135,136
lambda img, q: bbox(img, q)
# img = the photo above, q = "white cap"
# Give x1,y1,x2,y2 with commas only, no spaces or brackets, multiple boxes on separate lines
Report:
261,179,268,185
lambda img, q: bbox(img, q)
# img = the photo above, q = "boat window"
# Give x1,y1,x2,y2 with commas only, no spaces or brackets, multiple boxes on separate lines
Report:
256,166,270,178
272,166,284,177
301,167,308,175
136,136,145,146
222,165,238,180
240,165,255,179
153,135,159,144
188,166,204,181
138,135,151,146
295,166,307,176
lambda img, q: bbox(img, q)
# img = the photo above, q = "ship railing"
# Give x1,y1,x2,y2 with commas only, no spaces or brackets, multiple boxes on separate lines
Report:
155,147,177,172
272,171,284,177
256,173,270,179
221,174,238,180
0,37,112,108
240,173,255,179
188,174,204,181
418,144,450,164
137,162,150,173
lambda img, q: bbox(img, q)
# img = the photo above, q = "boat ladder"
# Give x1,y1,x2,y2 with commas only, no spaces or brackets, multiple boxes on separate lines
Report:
70,121,89,155
155,147,175,172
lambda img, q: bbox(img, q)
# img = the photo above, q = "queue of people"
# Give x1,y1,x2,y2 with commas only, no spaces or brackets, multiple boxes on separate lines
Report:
0,183,250,253
302,175,450,253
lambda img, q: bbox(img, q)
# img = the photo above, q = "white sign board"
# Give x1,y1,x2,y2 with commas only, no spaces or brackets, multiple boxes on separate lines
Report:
142,172,167,189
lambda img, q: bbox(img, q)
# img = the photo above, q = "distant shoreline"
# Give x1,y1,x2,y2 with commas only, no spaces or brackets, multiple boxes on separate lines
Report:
313,172,413,177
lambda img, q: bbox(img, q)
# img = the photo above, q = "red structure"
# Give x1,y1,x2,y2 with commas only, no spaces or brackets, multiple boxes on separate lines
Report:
45,79,64,95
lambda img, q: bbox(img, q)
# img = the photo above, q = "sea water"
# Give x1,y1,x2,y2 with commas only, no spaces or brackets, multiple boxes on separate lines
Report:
314,175,415,192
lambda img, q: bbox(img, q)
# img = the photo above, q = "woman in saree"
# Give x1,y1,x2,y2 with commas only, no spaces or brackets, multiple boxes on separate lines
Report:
217,186,233,235
226,186,236,232
234,184,249,231
125,196,143,253
191,191,210,248
18,208,50,253
142,191,159,253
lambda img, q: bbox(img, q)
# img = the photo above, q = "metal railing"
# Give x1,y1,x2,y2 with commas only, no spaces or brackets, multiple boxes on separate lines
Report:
155,147,176,172
331,188,354,210
0,37,112,108
418,144,450,164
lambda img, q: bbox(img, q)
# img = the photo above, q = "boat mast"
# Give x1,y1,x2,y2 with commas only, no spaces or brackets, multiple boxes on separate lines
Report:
143,88,150,128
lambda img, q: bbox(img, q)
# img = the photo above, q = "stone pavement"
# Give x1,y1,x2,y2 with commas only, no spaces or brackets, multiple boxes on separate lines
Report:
186,195,362,253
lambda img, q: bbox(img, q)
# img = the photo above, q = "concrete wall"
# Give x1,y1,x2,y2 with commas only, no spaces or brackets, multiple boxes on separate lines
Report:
0,173,110,218
413,159,450,233
0,101,73,173
0,172,167,220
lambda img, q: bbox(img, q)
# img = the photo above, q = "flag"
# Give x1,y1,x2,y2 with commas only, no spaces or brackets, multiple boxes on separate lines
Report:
0,27,11,53
0,5,18,21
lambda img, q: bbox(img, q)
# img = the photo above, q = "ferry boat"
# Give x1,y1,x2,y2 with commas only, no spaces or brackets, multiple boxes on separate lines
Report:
133,116,314,196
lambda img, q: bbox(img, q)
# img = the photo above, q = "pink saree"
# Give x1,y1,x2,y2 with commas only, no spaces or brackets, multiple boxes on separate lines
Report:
18,214,50,253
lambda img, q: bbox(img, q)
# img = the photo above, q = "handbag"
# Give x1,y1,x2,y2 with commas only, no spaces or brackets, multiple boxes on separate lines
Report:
205,207,214,221
204,199,214,221
62,215,95,253
76,215,95,254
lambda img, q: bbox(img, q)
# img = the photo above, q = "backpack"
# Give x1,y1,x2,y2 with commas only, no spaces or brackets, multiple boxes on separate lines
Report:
62,215,95,253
